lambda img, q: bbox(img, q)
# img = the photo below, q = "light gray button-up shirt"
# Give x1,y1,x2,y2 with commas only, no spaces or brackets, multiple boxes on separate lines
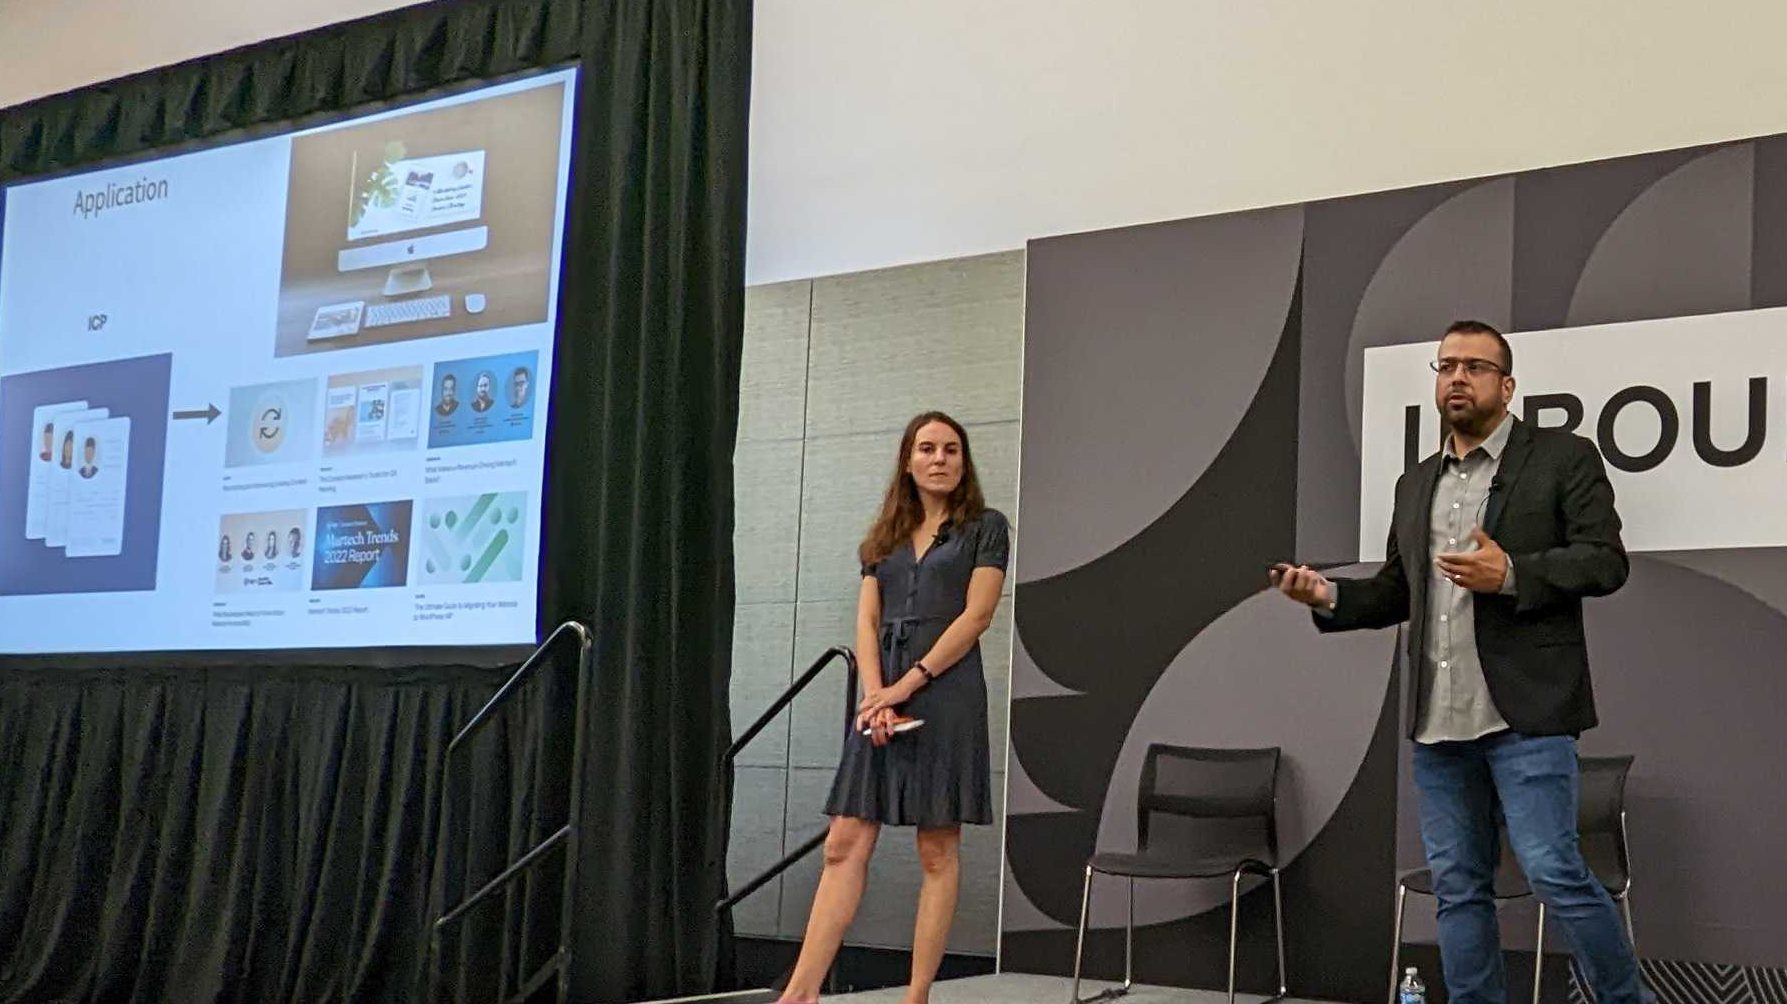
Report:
1414,413,1517,743
1323,413,1518,743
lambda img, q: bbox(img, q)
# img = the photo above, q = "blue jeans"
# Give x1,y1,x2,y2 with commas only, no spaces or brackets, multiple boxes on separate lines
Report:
1412,732,1652,1004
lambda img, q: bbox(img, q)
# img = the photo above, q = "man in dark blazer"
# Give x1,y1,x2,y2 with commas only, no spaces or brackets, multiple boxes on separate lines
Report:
1272,321,1651,1004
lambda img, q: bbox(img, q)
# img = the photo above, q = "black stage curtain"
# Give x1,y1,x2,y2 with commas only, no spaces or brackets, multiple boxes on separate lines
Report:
0,665,560,1002
544,0,749,995
0,0,749,1000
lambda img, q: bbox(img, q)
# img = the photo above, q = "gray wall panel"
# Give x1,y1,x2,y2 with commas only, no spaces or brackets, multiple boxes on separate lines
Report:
729,765,790,937
739,279,813,442
731,602,796,768
733,438,805,604
805,251,1024,438
787,599,857,771
793,431,892,604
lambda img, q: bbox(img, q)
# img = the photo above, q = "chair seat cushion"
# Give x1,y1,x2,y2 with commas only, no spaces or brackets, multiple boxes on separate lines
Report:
1090,850,1273,879
1398,867,1531,899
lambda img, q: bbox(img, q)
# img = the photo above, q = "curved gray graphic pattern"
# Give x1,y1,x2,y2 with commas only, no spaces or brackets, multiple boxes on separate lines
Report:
1343,178,1515,455
1651,547,1787,618
1017,205,1302,582
1567,145,1753,328
1007,630,1079,702
1007,134,1787,992
1005,717,1079,818
1064,577,1387,930
1581,554,1787,966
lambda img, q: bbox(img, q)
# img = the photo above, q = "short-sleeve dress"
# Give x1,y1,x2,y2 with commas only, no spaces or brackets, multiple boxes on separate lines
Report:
823,508,1011,827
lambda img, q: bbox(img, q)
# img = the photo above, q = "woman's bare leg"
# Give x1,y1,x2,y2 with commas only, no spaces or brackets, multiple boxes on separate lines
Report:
781,816,881,1001
906,825,963,1003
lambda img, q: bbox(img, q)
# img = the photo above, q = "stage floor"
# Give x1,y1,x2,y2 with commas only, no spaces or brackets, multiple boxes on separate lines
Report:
826,973,1335,1002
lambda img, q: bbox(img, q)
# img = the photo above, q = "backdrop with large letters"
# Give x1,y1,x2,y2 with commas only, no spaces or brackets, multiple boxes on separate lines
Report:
1007,138,1787,1002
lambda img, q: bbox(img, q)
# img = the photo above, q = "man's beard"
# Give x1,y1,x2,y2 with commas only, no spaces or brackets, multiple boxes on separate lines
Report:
1440,396,1500,439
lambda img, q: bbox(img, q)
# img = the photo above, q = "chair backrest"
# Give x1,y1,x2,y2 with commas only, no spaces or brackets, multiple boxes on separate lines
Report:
1135,744,1280,863
1577,754,1634,893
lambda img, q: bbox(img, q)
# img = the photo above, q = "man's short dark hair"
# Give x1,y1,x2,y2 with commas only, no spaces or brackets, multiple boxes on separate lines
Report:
1444,319,1512,374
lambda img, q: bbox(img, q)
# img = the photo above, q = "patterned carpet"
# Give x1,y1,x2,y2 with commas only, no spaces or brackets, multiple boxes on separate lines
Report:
1567,960,1787,1003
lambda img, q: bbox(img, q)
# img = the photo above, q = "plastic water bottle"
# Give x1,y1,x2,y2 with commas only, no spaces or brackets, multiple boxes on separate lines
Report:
1398,966,1426,1004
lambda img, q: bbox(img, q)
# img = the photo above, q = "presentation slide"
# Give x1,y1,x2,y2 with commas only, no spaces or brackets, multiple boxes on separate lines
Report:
0,68,577,654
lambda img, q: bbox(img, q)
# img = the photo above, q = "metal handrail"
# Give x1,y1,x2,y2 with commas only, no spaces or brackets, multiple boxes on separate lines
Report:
715,646,858,917
434,824,573,930
428,619,594,1004
449,620,592,754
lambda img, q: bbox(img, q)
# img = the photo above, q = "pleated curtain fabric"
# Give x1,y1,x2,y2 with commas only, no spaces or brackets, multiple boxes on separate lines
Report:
0,665,561,1002
546,0,748,993
0,0,749,1000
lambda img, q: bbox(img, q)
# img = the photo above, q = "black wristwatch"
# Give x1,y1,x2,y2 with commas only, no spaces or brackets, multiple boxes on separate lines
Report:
912,662,935,684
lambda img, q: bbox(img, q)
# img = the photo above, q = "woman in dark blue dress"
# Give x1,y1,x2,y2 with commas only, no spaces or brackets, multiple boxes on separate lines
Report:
780,411,1010,1004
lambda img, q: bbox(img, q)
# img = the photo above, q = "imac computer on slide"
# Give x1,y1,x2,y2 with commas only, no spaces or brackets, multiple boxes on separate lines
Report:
310,148,489,339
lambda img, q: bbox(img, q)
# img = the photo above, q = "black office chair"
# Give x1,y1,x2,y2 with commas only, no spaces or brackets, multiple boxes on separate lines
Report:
1538,755,1638,994
1069,745,1285,1004
1388,754,1638,1004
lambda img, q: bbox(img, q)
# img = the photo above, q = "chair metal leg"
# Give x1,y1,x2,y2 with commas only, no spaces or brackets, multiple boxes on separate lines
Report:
1070,864,1092,1004
1125,877,1135,990
1228,869,1243,1004
1620,893,1637,958
1272,868,1287,999
1388,884,1407,1004
1069,865,1130,1004
1533,903,1547,1004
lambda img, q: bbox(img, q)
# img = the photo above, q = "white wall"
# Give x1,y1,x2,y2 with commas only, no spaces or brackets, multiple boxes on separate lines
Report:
0,0,429,108
7,0,1787,284
748,0,1787,283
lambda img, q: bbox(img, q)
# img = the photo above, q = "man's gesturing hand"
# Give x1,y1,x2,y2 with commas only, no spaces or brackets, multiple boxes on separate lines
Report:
1434,526,1508,593
1269,563,1333,609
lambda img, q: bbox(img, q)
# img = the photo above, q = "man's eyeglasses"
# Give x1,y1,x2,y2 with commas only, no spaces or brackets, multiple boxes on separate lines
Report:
1430,357,1506,378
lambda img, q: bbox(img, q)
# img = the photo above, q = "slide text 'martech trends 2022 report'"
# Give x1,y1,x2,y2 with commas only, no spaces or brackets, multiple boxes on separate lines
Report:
0,68,577,654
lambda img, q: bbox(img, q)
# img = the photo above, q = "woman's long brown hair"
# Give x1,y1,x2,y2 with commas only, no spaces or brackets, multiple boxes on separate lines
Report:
858,411,986,567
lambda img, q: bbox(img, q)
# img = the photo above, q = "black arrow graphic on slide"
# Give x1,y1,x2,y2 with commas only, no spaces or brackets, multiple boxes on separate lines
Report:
172,403,221,424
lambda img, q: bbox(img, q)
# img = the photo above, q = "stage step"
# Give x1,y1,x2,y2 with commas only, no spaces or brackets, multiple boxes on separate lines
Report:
632,990,779,1004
